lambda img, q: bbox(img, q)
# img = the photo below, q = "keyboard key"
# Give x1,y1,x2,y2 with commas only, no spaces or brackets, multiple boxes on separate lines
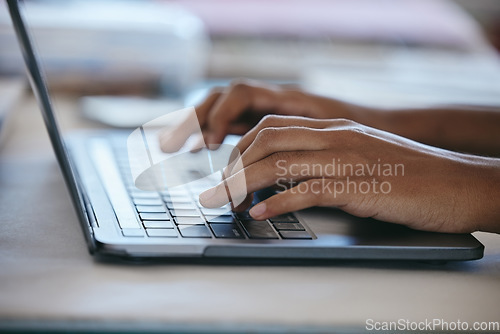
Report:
164,198,193,205
279,231,312,239
170,209,200,217
135,205,166,213
130,192,160,200
240,220,278,239
146,229,178,237
201,207,231,216
179,225,212,238
139,212,171,221
143,220,174,229
165,202,197,210
210,223,244,239
161,188,189,196
205,215,237,224
163,195,193,203
122,228,144,237
236,211,252,220
174,216,206,225
269,214,298,223
272,222,305,231
163,189,191,196
133,198,163,206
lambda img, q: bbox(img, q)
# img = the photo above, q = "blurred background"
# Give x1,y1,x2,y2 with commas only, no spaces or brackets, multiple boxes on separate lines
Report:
1,0,500,129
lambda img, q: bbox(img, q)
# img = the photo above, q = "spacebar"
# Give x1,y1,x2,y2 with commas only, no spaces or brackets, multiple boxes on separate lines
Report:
90,140,141,229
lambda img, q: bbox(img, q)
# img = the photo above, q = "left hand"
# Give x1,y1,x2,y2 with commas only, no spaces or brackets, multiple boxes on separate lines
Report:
199,115,499,233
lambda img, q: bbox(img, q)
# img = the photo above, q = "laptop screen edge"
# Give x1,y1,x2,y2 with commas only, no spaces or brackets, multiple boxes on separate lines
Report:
7,0,96,253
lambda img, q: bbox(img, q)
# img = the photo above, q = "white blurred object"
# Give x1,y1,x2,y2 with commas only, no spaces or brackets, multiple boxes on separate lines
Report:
80,96,184,128
0,0,210,95
302,48,500,108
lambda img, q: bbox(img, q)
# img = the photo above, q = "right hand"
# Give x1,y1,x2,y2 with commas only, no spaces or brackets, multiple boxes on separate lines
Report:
159,79,352,152
200,115,500,234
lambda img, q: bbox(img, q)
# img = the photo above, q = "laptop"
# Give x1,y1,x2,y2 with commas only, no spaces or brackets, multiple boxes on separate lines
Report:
7,0,484,261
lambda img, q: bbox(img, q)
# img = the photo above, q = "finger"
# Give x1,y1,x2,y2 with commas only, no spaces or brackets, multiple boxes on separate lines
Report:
239,126,333,171
196,86,225,123
277,83,302,90
225,118,367,180
159,88,222,153
199,151,331,208
227,123,253,135
159,111,198,152
187,133,206,153
231,193,254,212
248,178,351,220
235,115,333,155
204,81,284,145
224,116,334,176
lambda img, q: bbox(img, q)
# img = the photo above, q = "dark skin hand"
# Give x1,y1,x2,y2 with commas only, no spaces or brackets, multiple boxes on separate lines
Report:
160,79,500,234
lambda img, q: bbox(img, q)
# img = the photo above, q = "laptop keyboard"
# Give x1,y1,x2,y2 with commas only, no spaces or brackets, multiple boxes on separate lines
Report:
112,144,312,240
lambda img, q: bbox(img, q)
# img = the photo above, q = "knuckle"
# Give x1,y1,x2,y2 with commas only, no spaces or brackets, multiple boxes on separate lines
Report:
259,114,282,127
341,127,365,137
252,127,281,153
256,127,280,142
333,118,357,127
228,79,255,106
229,78,252,91
329,121,366,142
345,126,366,138
207,86,223,98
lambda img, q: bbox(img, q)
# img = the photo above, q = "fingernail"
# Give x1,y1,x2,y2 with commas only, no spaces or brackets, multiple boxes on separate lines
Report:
199,187,218,206
249,202,267,218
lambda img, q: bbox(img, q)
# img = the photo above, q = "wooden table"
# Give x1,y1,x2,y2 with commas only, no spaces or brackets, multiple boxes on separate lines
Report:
1,93,499,333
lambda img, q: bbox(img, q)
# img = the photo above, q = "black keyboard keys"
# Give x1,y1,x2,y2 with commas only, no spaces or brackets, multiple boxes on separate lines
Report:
135,205,166,213
165,202,197,210
279,230,312,239
133,198,163,206
139,212,171,221
210,223,244,239
169,209,200,217
272,222,305,231
201,207,231,215
269,214,298,223
236,211,252,220
179,225,212,238
130,192,160,200
205,215,237,224
240,220,278,239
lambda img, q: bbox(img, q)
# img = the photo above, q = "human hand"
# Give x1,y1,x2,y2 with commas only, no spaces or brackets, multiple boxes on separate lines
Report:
198,115,500,233
159,79,354,152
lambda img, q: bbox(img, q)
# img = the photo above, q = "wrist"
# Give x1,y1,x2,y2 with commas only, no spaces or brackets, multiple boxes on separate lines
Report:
461,155,500,233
